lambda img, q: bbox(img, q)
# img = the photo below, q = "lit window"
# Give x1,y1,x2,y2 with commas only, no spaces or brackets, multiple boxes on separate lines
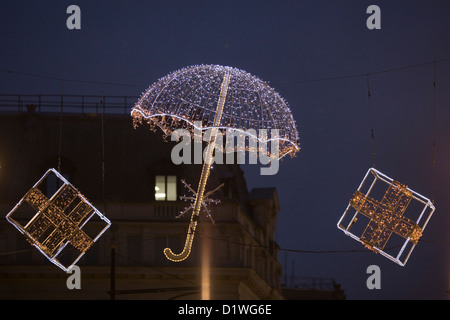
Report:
155,175,177,201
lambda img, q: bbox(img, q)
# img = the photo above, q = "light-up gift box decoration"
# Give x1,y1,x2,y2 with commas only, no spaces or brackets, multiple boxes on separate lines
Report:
337,168,435,266
6,168,111,271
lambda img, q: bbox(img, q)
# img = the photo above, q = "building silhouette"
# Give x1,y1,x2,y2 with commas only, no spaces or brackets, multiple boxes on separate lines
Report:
0,95,344,300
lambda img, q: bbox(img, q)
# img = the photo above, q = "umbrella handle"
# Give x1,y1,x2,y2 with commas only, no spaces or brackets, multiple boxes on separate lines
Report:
163,72,231,262
163,221,197,262
163,157,209,262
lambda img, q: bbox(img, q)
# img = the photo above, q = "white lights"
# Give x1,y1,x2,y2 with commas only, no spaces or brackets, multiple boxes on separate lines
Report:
132,65,300,262
176,179,223,223
132,110,300,160
131,64,300,159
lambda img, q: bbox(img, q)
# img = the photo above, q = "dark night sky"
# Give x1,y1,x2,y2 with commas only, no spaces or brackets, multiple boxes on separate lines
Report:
1,1,450,299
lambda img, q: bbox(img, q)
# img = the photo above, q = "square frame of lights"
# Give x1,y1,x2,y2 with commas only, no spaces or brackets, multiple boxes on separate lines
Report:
337,167,435,266
6,168,111,271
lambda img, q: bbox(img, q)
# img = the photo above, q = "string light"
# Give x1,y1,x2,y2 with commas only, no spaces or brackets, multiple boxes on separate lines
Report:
6,168,111,271
132,65,300,262
131,64,300,160
337,168,435,266
131,110,299,161
177,179,223,224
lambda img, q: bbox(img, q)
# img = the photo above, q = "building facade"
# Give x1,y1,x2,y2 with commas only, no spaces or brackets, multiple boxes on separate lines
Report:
0,105,284,299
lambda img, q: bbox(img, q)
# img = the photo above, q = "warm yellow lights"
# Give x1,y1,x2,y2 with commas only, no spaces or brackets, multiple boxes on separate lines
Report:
201,224,212,300
337,168,435,266
163,72,231,262
6,168,111,271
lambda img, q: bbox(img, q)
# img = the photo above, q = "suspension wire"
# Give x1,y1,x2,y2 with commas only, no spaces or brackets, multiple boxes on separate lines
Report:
57,80,64,172
3,229,450,259
2,57,450,89
100,82,106,213
0,249,33,256
114,251,197,286
0,68,143,88
366,75,376,168
272,57,450,86
431,61,437,204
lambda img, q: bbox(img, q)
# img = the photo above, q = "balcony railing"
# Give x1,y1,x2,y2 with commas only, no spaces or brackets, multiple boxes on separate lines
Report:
0,94,139,115
283,276,339,291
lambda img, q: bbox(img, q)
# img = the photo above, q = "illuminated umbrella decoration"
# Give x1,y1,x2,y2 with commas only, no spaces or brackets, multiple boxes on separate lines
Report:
131,64,300,262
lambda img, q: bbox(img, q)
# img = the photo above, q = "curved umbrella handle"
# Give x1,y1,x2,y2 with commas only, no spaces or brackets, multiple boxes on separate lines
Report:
162,142,210,262
163,72,231,262
163,220,198,262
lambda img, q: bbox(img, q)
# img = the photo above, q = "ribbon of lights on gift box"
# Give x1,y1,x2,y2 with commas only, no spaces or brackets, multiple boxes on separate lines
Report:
336,65,439,266
6,169,111,272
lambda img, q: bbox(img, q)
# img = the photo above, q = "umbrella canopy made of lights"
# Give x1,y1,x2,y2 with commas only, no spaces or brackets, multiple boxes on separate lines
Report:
131,64,300,262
